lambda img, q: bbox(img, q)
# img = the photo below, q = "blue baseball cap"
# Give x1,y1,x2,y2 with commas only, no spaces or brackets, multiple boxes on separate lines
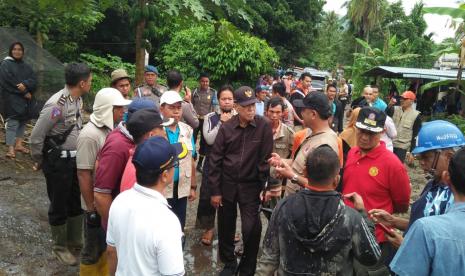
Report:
132,136,188,172
127,98,158,120
144,65,159,75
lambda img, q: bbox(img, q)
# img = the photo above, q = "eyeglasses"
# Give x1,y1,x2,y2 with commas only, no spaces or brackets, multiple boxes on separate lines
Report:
163,159,179,171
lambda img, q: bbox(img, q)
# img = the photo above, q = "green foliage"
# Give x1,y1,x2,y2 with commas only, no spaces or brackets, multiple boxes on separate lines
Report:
345,0,388,41
0,0,105,61
79,53,135,109
350,33,419,95
311,11,346,70
226,0,324,66
162,20,279,84
428,114,465,134
423,6,465,19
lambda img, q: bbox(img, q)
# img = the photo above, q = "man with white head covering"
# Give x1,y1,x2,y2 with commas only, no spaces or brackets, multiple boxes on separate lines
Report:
76,88,131,271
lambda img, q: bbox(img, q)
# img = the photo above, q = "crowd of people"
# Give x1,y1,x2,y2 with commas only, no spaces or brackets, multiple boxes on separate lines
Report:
1,41,465,276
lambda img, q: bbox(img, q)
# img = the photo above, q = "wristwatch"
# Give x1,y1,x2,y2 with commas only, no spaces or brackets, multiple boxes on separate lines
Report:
291,174,299,184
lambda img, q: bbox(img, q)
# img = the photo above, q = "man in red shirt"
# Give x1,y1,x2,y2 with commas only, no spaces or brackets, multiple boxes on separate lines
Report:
342,106,410,274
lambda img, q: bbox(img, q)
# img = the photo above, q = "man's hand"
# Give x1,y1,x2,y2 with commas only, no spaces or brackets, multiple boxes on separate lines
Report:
211,195,222,209
268,153,283,167
343,192,365,211
406,152,415,166
274,161,294,179
388,97,397,106
24,92,32,100
385,229,403,249
220,112,233,122
32,162,41,171
183,86,192,102
369,209,396,227
17,83,26,92
188,188,197,202
261,187,281,202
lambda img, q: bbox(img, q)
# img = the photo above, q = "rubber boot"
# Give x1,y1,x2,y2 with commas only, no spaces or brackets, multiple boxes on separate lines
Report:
51,224,78,266
67,214,83,251
80,251,109,276
80,222,101,265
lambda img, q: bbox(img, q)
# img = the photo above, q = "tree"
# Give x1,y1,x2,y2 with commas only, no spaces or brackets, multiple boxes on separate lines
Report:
120,0,252,85
351,32,419,92
311,11,346,70
0,0,104,59
227,0,325,66
162,20,279,84
345,0,387,45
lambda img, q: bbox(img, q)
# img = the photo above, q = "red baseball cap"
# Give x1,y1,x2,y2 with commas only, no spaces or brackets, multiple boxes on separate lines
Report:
401,91,416,100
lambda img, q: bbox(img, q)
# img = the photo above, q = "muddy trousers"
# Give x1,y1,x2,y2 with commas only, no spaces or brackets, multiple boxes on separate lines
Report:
42,156,83,226
218,197,262,276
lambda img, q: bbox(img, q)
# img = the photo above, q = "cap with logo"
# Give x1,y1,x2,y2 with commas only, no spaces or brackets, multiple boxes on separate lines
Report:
355,106,386,133
234,86,258,106
160,90,183,105
401,91,416,101
132,136,187,172
292,92,332,116
111,69,131,85
127,109,174,140
144,65,159,75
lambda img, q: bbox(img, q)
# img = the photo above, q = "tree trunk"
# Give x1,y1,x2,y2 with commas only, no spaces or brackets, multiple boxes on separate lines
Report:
36,30,44,97
134,0,147,86
36,30,43,48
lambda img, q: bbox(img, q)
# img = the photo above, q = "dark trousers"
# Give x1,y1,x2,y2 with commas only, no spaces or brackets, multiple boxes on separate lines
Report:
194,118,206,156
393,147,407,163
167,181,188,231
196,160,216,229
42,156,83,226
218,194,262,276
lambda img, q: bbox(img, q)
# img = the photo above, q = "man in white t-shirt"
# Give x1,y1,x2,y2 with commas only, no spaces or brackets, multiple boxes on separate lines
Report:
106,136,187,276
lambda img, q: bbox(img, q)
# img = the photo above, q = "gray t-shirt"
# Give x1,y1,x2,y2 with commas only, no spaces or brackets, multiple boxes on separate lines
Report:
76,122,111,170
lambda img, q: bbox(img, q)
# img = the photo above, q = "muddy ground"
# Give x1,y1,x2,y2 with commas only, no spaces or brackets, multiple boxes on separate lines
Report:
0,124,426,276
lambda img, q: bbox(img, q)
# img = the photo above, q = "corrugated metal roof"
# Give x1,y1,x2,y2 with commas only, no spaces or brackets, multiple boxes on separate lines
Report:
363,66,465,80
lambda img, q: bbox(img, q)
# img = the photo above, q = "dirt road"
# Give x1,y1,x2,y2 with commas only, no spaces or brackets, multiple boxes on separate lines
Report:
0,130,426,276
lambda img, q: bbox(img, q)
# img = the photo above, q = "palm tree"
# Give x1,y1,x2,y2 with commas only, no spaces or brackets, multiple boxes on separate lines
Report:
345,0,387,44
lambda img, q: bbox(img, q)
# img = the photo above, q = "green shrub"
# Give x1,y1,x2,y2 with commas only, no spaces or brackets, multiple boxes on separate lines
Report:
162,20,279,85
79,53,136,110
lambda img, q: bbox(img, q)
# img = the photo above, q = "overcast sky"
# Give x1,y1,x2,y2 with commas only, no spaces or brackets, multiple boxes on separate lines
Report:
323,0,462,43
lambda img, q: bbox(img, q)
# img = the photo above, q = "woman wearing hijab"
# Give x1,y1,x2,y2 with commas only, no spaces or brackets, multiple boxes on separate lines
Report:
0,42,37,158
339,107,361,163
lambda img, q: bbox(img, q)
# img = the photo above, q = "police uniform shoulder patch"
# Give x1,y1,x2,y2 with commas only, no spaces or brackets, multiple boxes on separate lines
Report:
51,106,62,119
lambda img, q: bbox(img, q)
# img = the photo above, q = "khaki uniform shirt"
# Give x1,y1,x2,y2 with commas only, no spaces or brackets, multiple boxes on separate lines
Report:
30,87,83,163
192,87,217,118
133,83,167,107
286,129,338,195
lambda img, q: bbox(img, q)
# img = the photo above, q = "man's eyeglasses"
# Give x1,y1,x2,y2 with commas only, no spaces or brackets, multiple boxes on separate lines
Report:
163,160,179,171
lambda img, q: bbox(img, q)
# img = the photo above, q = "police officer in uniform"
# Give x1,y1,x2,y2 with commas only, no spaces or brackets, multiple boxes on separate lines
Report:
133,65,167,107
192,72,218,172
30,63,92,266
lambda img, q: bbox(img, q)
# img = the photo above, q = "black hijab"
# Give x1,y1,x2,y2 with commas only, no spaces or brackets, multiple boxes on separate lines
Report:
8,42,25,61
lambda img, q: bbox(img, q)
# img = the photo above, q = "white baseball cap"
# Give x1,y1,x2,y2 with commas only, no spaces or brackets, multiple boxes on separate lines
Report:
160,90,183,105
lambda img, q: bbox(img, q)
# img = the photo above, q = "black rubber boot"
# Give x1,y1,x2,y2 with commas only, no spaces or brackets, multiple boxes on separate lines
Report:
80,212,102,265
